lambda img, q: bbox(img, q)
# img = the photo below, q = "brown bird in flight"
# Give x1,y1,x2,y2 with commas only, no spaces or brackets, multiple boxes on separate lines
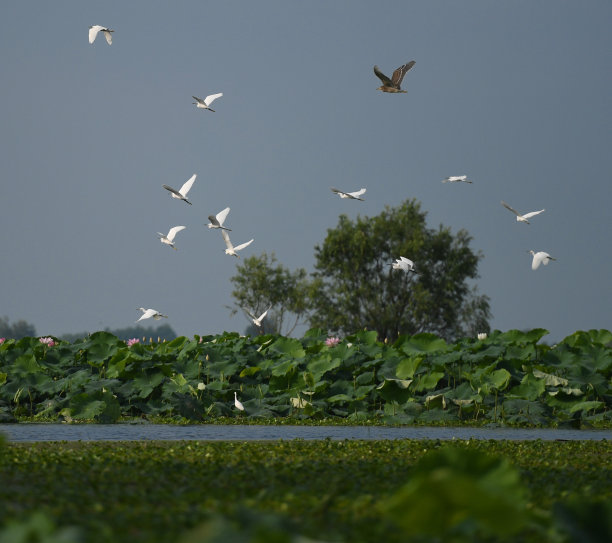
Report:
373,61,415,93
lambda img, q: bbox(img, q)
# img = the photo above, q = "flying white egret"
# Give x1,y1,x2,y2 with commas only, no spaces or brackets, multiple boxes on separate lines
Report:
246,306,271,327
207,207,231,231
392,256,418,273
330,187,366,201
89,25,113,45
192,93,223,112
136,308,168,323
157,226,186,250
442,175,472,183
221,230,253,258
234,391,245,411
501,201,545,224
162,174,196,205
528,250,556,270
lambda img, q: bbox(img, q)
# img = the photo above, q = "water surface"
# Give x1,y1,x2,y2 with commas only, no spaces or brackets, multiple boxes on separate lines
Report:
1,423,610,442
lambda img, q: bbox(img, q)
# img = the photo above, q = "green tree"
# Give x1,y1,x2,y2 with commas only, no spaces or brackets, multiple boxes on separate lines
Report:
0,316,36,339
309,199,491,340
229,252,311,335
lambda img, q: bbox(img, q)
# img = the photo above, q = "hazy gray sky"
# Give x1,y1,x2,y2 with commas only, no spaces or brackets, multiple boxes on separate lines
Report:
1,1,610,342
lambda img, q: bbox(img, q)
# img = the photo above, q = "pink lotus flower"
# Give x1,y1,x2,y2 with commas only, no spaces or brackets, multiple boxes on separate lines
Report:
325,336,341,347
126,338,140,347
0,338,5,345
39,337,55,347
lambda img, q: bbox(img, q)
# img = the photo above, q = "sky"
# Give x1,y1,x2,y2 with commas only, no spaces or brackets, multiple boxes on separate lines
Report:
1,1,610,343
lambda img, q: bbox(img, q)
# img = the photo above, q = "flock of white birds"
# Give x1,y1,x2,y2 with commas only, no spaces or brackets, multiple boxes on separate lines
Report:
90,25,556,341
88,24,562,411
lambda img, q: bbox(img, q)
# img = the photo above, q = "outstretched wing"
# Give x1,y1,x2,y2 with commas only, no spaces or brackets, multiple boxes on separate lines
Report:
234,238,254,252
373,65,393,86
192,96,205,105
179,174,196,197
531,253,543,270
136,308,156,322
391,61,415,87
166,225,186,242
103,29,113,45
162,184,183,198
522,209,545,219
501,201,520,216
215,207,230,226
330,187,348,197
88,26,102,43
204,93,223,107
221,229,233,250
347,188,366,199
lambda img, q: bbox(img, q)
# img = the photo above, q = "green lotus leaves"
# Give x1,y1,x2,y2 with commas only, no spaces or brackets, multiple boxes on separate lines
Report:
0,328,610,424
381,447,531,538
508,373,546,401
395,356,422,379
397,332,448,354
68,390,120,422
266,337,305,359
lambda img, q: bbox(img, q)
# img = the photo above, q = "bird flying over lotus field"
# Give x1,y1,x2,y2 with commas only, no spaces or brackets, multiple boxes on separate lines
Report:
136,308,168,322
157,226,186,250
373,61,415,93
442,175,472,184
221,230,253,258
89,25,113,45
528,250,556,270
192,93,223,112
330,187,366,201
246,306,271,328
162,174,196,205
207,207,231,231
501,201,545,224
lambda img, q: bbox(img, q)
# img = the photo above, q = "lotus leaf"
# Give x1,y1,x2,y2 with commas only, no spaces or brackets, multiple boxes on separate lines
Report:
267,337,305,359
395,356,422,379
397,333,448,354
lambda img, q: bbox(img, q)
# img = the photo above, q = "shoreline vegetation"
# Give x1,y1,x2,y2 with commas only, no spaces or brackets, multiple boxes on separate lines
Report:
1,438,611,542
1,328,611,428
1,328,611,541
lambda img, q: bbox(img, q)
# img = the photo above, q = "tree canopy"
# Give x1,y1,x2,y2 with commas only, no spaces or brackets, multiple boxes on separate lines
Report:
229,252,311,335
0,316,36,339
309,199,491,340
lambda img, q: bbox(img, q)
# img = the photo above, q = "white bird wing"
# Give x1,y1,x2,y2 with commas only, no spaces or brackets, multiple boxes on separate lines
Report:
136,308,156,322
347,188,366,199
204,93,223,106
192,96,205,105
221,229,234,250
179,174,196,197
162,184,183,198
166,226,186,242
521,209,545,219
103,29,113,45
330,187,347,197
258,307,270,320
216,207,230,226
501,201,520,216
233,238,254,252
531,252,544,270
400,256,414,267
88,26,101,43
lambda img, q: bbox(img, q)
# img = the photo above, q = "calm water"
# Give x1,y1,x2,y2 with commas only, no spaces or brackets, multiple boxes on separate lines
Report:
1,423,610,442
